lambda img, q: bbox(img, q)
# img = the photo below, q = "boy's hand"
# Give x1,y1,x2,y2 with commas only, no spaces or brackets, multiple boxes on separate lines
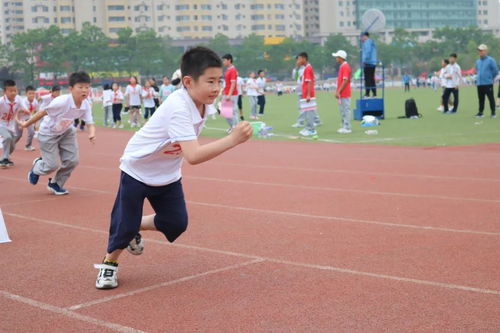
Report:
229,121,252,145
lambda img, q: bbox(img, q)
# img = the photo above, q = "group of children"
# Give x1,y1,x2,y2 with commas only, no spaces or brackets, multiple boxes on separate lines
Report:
0,47,253,290
101,76,178,129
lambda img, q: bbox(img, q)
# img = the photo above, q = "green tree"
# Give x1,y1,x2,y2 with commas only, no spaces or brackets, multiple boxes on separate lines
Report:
7,28,48,82
233,34,266,75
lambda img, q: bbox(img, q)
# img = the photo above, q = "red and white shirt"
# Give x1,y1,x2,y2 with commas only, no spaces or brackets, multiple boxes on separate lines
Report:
301,63,315,99
337,61,352,98
0,95,27,131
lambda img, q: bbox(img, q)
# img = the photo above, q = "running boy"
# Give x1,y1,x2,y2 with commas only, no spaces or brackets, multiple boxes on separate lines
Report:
20,72,96,195
94,46,252,289
0,80,29,168
16,85,39,151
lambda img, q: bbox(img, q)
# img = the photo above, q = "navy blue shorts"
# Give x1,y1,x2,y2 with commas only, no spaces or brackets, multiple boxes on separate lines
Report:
107,172,188,253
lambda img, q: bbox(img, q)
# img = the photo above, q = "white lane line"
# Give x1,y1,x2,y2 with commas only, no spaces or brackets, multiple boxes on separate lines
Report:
0,290,144,333
185,201,500,237
6,212,500,298
67,259,264,311
205,161,500,183
186,175,500,204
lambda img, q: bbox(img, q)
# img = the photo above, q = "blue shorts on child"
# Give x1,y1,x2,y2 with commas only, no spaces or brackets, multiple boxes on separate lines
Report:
107,171,188,253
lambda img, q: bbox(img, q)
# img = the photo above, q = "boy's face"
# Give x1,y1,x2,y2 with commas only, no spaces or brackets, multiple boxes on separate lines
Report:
163,77,169,85
26,90,36,101
335,56,343,64
184,67,223,105
69,83,90,102
259,71,265,78
222,58,231,67
449,56,456,64
4,86,17,101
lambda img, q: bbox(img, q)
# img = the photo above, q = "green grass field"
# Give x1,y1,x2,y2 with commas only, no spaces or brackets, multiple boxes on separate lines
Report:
94,86,500,146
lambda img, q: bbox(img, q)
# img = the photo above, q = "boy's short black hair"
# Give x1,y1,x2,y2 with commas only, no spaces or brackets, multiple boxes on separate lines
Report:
69,71,91,87
449,53,457,58
443,59,450,65
51,85,61,92
363,32,370,37
26,85,35,92
3,80,16,89
297,52,308,60
103,83,111,90
221,53,233,62
181,46,222,81
257,69,264,75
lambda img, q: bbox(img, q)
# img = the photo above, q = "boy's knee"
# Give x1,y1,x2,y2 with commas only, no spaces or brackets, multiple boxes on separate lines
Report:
43,160,60,173
154,213,188,243
65,158,79,169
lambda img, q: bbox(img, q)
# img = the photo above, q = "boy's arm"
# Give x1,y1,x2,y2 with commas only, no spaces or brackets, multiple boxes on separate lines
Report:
19,109,47,128
179,121,252,165
336,78,348,99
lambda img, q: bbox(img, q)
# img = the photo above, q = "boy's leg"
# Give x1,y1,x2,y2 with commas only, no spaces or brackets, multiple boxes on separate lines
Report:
106,172,146,255
340,98,351,130
249,96,257,117
52,128,79,187
485,85,496,115
478,86,486,115
442,88,451,112
147,179,188,243
452,88,459,112
231,95,239,127
0,127,14,160
304,110,315,132
32,134,60,176
26,124,35,148
14,123,23,144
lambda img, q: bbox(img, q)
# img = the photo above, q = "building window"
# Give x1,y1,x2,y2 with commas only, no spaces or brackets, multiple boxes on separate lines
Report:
175,4,189,10
275,4,285,9
251,15,264,20
201,4,212,10
60,5,72,12
109,28,124,33
61,17,72,23
251,24,265,30
250,4,264,10
201,15,212,21
275,14,285,19
275,25,285,31
109,16,125,22
202,26,212,31
175,15,189,21
176,26,191,32
108,5,125,11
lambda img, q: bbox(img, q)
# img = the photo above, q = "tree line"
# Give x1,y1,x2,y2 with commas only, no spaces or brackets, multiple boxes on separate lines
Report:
1,23,499,85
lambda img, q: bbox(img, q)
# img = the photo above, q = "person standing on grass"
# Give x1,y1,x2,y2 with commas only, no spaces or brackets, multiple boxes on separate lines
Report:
237,76,245,121
159,76,175,102
246,71,260,120
332,50,352,134
21,72,96,195
141,80,157,120
402,73,411,92
442,53,461,114
256,69,266,115
111,83,124,128
102,83,113,127
361,32,377,97
125,76,142,128
296,52,318,137
222,53,239,131
94,46,252,289
475,44,499,118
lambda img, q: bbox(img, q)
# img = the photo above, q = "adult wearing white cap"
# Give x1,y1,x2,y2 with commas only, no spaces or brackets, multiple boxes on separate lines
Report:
332,50,352,134
475,44,499,118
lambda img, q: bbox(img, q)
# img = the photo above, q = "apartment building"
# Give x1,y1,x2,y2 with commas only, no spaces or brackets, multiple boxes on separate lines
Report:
0,0,304,44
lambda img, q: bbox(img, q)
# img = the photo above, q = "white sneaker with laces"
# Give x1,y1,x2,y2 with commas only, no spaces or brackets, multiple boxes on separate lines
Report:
437,106,444,112
95,263,118,289
299,128,316,136
126,233,144,255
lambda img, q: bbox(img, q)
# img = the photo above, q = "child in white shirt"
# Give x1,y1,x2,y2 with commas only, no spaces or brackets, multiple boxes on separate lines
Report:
125,77,142,127
94,46,253,289
0,80,29,168
17,85,39,151
102,83,113,127
141,80,157,120
111,82,124,128
21,72,96,195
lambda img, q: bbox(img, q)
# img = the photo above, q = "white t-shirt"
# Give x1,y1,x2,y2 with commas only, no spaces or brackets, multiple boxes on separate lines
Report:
141,87,157,108
237,77,244,95
0,95,27,131
112,89,124,104
125,84,142,106
442,63,462,88
39,94,55,110
38,94,94,136
119,88,212,186
22,96,39,120
246,78,259,96
102,89,113,107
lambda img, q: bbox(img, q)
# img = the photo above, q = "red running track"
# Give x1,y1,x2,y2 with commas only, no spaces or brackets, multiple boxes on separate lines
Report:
1,128,500,332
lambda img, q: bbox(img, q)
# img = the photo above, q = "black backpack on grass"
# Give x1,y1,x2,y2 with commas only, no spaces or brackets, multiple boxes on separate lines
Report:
400,98,422,118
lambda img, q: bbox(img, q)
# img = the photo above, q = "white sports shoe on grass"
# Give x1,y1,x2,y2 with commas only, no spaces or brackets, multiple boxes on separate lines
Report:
126,233,144,255
95,263,118,289
337,128,352,134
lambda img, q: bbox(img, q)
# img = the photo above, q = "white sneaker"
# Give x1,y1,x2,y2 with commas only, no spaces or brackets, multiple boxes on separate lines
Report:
437,106,444,112
118,124,124,129
337,128,352,134
94,263,118,289
126,233,144,255
291,123,305,128
299,128,317,136
24,146,36,151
